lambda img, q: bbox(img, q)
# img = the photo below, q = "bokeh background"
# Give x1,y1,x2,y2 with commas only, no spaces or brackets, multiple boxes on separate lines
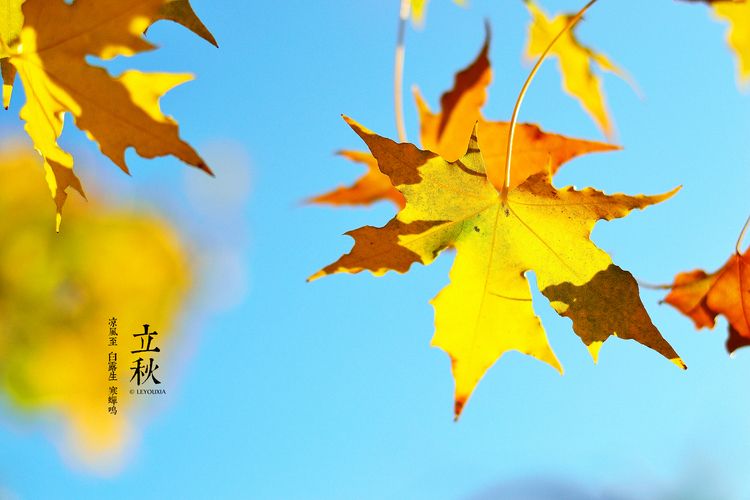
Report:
0,0,749,498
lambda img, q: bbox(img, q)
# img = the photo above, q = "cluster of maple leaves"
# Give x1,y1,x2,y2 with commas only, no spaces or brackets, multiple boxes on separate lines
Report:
0,0,746,419
309,0,750,418
0,0,216,230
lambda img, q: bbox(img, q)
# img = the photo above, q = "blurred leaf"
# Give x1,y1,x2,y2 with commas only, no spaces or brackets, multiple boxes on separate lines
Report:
524,0,632,137
411,0,465,25
0,146,190,466
308,150,406,208
0,0,22,109
711,1,750,84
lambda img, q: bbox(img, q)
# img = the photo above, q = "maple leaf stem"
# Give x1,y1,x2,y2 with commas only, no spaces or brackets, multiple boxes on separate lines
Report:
736,214,750,254
500,0,599,201
639,214,750,291
637,279,674,291
394,0,410,143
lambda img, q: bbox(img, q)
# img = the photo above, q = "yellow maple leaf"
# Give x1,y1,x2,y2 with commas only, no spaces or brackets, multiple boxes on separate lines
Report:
312,118,684,418
524,0,631,137
0,0,22,109
1,0,215,229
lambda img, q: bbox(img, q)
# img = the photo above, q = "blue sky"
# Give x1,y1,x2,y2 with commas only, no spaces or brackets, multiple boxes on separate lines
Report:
0,0,749,498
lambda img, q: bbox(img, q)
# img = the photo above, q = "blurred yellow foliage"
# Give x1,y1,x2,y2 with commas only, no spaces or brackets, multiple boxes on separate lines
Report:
713,1,750,84
0,146,190,469
410,0,465,25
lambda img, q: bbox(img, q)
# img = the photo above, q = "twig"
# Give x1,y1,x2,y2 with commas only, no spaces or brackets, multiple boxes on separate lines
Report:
394,0,410,143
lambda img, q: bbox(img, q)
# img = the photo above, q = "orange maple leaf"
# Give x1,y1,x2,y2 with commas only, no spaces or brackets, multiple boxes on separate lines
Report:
311,26,616,208
308,151,406,208
664,217,750,353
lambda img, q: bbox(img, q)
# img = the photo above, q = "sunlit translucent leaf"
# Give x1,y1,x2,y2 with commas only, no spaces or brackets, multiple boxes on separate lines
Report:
524,0,632,137
312,118,683,418
3,0,215,226
0,0,23,108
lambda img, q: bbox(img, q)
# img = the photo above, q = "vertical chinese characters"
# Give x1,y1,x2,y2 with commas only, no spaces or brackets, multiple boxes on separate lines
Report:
107,317,118,415
130,324,161,386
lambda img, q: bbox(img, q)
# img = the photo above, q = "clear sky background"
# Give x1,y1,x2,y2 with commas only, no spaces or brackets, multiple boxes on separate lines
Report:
0,0,749,498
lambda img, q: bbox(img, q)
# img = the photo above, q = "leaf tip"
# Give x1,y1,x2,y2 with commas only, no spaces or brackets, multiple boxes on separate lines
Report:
587,340,603,364
342,116,378,144
342,114,361,133
484,18,492,39
660,185,682,202
198,160,214,177
671,357,687,370
307,270,325,283
453,397,466,421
